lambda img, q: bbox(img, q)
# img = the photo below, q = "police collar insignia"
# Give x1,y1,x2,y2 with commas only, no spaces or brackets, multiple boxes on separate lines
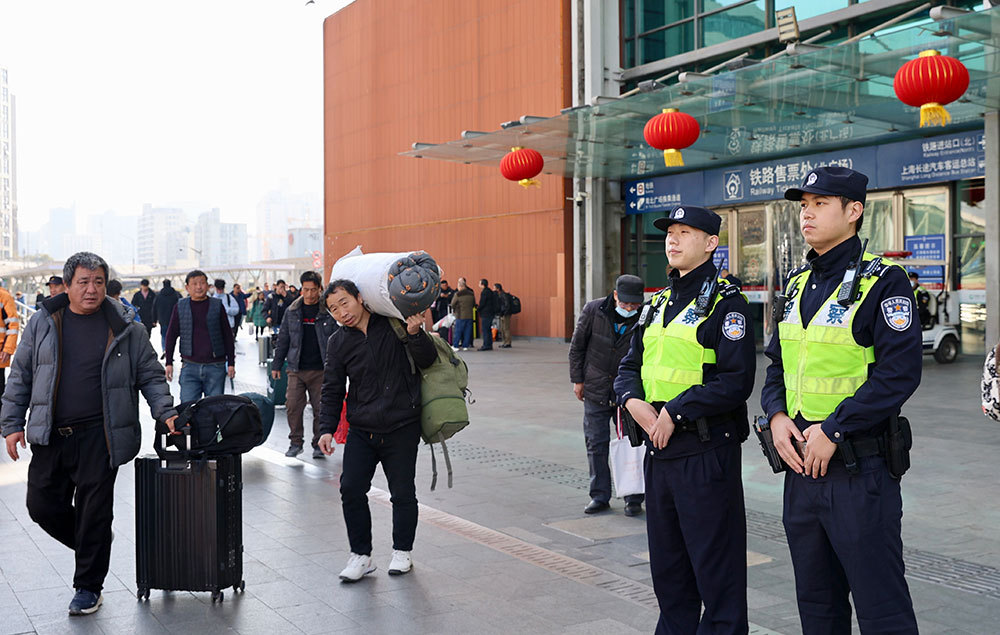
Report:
881,296,912,331
723,312,746,341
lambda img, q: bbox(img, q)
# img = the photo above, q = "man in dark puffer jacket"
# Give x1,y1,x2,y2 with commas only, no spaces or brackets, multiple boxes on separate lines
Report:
569,274,645,517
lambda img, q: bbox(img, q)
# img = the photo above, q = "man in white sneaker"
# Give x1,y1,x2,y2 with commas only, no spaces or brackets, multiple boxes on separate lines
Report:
317,279,436,582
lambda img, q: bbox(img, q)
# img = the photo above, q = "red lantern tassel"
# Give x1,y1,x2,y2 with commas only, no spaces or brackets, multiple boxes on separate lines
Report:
517,178,540,188
663,149,684,167
919,102,951,127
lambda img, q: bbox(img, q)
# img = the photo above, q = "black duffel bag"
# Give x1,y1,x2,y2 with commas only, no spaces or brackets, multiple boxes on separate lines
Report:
156,394,264,458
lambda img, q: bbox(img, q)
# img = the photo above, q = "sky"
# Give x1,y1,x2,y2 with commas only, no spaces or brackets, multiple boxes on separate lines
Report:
0,0,354,234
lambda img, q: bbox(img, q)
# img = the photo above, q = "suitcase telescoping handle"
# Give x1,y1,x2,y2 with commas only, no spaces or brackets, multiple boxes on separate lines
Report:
153,420,195,467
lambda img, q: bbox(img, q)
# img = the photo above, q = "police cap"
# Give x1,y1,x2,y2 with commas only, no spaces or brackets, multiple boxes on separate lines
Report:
652,205,721,236
784,166,869,205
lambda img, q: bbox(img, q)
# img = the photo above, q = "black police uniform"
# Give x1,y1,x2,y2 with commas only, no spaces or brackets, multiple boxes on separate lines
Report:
761,167,921,634
616,206,756,635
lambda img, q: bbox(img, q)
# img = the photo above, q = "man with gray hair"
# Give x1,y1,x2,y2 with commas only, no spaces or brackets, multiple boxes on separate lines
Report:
1,252,177,616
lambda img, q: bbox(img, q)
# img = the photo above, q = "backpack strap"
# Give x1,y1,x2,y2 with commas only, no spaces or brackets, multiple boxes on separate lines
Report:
427,433,455,492
429,443,438,491
389,318,417,375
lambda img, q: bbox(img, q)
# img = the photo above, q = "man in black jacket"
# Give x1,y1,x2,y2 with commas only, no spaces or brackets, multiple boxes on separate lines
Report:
264,279,289,331
130,279,157,337
569,274,646,516
431,279,454,341
477,278,498,351
153,280,180,351
272,271,339,459
317,279,435,583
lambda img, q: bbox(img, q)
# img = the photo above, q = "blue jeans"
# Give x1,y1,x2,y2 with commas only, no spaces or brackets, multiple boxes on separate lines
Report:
453,318,473,348
179,362,227,403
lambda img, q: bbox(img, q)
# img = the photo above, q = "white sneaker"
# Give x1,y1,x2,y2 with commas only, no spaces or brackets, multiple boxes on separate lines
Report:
451,346,460,352
339,553,376,582
388,549,413,576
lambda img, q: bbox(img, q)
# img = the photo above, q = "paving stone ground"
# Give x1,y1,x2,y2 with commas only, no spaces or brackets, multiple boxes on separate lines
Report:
0,332,997,634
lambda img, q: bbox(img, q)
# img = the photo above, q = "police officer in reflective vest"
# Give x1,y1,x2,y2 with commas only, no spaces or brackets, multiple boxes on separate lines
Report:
761,166,920,634
616,205,756,634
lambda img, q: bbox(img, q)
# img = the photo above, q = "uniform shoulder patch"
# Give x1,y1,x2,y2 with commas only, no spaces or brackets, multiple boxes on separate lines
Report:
881,296,912,331
722,312,746,341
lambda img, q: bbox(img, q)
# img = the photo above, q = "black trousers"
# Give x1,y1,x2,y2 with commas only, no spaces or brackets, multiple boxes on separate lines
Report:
26,423,118,593
645,441,748,635
340,422,420,555
480,313,495,349
783,458,917,635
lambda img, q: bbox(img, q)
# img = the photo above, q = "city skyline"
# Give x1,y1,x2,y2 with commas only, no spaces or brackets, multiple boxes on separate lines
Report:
0,0,354,237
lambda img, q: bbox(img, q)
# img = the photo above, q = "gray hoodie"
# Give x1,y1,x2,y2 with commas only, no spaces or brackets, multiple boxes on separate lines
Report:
0,293,176,467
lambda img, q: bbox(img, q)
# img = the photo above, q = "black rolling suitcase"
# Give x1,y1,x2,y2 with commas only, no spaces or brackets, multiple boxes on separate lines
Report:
135,431,245,603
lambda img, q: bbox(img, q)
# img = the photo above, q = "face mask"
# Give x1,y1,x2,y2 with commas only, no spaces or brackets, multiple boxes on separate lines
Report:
616,306,638,318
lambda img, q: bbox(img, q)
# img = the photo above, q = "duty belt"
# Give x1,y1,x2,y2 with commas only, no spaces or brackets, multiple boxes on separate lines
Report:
838,435,884,474
651,403,734,442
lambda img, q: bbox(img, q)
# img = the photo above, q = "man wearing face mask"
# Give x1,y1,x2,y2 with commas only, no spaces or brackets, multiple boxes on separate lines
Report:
569,274,646,516
615,206,756,634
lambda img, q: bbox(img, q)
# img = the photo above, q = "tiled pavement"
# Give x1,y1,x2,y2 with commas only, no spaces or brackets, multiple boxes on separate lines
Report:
0,333,997,633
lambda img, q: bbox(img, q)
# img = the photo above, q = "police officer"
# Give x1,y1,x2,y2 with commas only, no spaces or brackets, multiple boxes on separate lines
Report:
760,166,920,634
616,205,755,634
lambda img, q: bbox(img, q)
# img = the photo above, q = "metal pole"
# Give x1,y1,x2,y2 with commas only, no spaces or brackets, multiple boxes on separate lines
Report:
985,111,1000,349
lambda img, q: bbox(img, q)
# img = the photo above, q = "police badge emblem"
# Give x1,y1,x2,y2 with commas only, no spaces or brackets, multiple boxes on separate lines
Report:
881,297,912,331
723,312,746,341
806,172,818,186
674,208,685,219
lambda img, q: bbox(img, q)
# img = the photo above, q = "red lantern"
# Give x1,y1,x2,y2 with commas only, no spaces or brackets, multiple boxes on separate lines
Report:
500,146,544,187
894,49,969,127
643,108,700,167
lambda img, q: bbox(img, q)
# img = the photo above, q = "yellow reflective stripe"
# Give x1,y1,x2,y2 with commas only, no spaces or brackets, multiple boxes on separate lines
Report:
643,365,704,386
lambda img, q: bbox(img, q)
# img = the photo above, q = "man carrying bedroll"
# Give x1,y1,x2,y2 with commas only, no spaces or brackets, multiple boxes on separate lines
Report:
1,252,177,616
615,205,756,634
761,166,921,634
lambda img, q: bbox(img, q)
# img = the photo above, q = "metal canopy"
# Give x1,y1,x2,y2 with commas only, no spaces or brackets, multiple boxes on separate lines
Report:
401,7,1000,181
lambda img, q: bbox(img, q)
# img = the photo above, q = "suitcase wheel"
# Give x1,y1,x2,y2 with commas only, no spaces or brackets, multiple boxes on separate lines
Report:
211,590,224,603
136,587,149,601
233,580,246,593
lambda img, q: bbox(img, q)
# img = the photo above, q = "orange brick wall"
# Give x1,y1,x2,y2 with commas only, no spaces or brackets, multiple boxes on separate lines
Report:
323,0,573,338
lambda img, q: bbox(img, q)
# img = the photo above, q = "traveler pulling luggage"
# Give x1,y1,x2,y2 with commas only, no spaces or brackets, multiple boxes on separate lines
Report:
268,361,288,406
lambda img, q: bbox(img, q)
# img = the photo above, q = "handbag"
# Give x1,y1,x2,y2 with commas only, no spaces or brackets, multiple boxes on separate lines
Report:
609,410,646,497
983,341,1000,422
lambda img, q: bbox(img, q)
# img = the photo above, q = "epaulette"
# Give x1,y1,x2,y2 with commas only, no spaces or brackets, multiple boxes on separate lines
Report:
786,264,810,281
862,256,889,278
718,284,741,299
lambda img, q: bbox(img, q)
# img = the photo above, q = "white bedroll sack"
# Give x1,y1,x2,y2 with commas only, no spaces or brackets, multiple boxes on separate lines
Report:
330,246,442,319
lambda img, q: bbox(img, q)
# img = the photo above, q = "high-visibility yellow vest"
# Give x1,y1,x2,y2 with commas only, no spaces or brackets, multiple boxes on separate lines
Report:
641,280,743,402
779,253,903,421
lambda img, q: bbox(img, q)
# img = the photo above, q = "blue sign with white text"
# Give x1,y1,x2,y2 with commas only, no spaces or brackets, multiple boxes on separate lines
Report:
624,173,705,215
904,234,946,261
878,131,985,188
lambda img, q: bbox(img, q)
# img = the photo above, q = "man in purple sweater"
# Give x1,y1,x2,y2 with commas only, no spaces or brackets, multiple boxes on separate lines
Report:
164,270,236,402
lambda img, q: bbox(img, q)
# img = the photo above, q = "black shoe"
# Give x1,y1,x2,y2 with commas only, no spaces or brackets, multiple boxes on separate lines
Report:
285,444,303,457
584,500,610,514
68,589,102,616
623,502,643,517
312,447,325,459
500,344,512,348
477,346,493,351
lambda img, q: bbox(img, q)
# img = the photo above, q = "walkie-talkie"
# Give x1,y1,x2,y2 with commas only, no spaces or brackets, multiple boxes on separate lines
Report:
694,272,719,317
836,238,869,307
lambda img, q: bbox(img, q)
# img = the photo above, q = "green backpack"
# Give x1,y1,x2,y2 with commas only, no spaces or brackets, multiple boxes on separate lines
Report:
390,320,473,489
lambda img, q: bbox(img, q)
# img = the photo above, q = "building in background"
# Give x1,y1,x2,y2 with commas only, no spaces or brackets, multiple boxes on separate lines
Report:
1,67,17,260
137,204,187,267
322,0,574,338
256,183,321,261
88,210,139,270
287,227,322,263
194,207,248,267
